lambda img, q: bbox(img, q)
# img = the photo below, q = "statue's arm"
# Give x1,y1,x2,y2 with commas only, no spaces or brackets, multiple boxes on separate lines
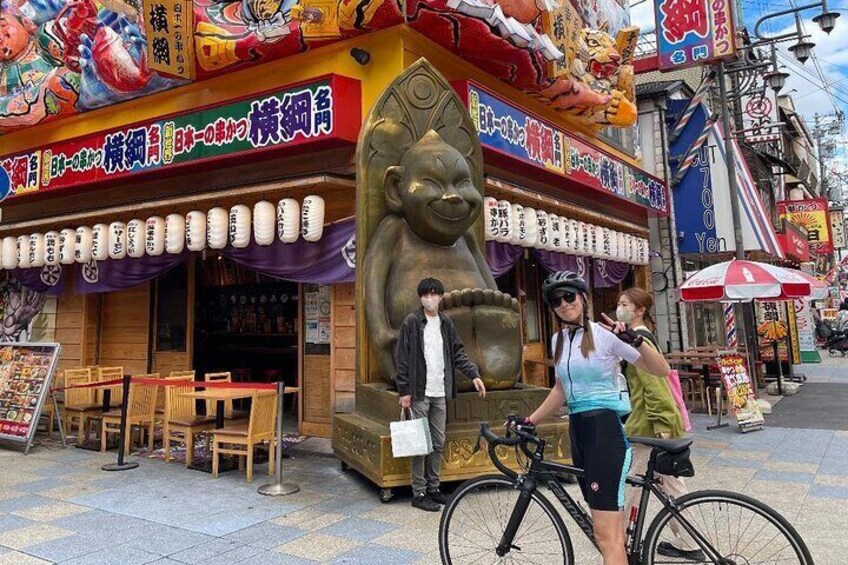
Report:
364,218,401,346
465,232,498,289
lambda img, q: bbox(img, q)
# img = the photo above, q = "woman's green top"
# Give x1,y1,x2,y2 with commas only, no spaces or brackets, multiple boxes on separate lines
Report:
623,326,684,439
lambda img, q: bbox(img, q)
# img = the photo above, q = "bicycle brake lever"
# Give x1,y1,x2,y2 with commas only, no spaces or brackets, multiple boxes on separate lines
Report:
472,433,482,455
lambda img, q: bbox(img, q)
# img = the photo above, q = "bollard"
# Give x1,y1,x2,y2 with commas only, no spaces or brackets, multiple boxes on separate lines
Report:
102,374,139,472
258,380,299,496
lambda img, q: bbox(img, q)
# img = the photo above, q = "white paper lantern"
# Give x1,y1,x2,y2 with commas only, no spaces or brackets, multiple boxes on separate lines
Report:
609,230,618,261
638,238,649,265
277,199,300,244
59,229,75,265
593,225,604,258
253,201,275,246
165,214,185,254
145,216,166,256
91,224,108,262
574,222,586,256
185,211,206,252
624,234,634,263
484,197,499,241
510,204,526,246
523,207,537,247
229,205,251,249
548,215,562,251
2,237,17,270
44,231,60,267
301,195,325,242
559,216,570,251
108,222,127,260
29,234,45,268
600,228,612,259
565,220,577,253
536,210,549,250
616,232,626,261
74,227,93,264
207,208,228,249
495,200,513,243
127,220,145,258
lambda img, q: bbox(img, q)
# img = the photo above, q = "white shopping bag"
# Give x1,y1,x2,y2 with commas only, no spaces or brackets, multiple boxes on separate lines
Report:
390,408,433,458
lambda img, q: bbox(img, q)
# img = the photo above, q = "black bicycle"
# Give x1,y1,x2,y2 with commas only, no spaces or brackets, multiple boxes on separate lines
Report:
439,421,814,564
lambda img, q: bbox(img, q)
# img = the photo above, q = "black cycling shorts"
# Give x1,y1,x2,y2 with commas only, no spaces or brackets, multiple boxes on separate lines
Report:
569,408,632,512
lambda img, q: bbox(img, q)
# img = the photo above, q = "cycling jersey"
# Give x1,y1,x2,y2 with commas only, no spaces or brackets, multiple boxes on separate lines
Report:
552,322,641,417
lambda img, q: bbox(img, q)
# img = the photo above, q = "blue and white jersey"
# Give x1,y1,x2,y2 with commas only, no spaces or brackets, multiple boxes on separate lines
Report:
552,322,641,417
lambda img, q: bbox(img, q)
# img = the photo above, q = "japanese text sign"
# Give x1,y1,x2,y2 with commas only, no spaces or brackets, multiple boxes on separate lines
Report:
459,82,668,215
778,199,833,255
655,0,737,71
715,352,764,430
143,0,196,79
0,76,361,199
829,209,845,249
540,0,583,78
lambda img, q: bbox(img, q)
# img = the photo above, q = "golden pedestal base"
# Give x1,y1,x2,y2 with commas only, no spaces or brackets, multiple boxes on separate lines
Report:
332,383,571,494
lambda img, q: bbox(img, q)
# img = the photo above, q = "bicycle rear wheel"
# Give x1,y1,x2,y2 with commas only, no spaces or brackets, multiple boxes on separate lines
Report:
643,489,814,565
439,475,574,565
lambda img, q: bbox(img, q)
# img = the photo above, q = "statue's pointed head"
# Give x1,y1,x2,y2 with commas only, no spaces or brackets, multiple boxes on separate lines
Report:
383,130,482,246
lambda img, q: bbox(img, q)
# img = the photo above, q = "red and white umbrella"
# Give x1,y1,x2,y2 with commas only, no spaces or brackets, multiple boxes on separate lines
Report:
680,259,812,302
788,269,829,301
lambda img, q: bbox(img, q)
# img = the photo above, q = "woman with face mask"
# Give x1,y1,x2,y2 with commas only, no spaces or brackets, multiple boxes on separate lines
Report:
617,288,701,561
517,271,671,565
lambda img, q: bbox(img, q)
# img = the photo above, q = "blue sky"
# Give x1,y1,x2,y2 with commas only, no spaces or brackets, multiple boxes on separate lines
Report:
630,0,848,193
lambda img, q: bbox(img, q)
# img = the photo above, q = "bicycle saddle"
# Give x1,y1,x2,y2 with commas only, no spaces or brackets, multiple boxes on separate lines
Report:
630,437,693,454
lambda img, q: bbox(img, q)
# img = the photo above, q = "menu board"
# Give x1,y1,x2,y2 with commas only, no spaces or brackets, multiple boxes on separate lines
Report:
0,343,61,449
715,352,764,431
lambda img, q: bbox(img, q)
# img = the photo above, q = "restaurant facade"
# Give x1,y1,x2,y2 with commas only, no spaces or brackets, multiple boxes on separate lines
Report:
0,1,666,443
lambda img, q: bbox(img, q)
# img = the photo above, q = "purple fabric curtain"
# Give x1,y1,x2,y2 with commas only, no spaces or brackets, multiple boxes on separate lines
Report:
593,259,631,288
10,267,66,295
75,251,189,294
221,219,356,284
532,250,592,279
485,241,524,277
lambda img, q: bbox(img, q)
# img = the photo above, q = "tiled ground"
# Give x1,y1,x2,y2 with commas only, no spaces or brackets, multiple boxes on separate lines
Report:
0,358,845,564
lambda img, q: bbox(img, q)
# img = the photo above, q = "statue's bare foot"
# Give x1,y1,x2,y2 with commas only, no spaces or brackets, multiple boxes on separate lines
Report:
442,289,522,391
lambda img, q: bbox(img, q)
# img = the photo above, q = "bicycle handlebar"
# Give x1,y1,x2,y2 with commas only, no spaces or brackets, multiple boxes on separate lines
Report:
477,422,543,479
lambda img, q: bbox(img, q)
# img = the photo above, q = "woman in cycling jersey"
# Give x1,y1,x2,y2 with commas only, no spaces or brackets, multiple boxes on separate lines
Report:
522,271,671,565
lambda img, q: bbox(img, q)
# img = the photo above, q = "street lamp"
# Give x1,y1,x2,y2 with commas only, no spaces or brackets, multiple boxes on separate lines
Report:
753,0,839,62
812,9,840,33
763,68,790,92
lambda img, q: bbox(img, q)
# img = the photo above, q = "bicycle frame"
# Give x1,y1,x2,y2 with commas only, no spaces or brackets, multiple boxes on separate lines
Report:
490,432,728,564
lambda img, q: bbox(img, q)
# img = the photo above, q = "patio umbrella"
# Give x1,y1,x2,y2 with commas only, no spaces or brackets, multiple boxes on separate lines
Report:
680,259,812,302
787,269,829,301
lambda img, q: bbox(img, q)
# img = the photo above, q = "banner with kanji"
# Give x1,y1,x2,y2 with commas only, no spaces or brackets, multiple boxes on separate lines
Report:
655,0,738,71
0,76,361,199
778,199,833,255
716,352,764,430
143,0,196,79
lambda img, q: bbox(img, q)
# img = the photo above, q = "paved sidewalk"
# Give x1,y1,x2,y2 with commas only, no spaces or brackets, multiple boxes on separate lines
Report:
0,357,846,564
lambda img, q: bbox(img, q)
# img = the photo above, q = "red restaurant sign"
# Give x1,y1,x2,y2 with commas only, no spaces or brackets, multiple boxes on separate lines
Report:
777,221,811,262
0,75,361,199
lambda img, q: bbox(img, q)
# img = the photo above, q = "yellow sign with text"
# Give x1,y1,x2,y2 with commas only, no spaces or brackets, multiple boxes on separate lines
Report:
143,0,196,80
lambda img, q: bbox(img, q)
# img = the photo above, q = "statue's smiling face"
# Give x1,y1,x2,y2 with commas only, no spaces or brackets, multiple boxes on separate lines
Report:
398,138,482,245
0,15,30,62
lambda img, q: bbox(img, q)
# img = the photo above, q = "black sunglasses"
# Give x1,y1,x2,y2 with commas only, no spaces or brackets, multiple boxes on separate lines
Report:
550,290,578,307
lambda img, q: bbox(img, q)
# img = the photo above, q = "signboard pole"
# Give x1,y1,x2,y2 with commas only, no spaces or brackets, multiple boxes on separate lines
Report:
102,374,139,472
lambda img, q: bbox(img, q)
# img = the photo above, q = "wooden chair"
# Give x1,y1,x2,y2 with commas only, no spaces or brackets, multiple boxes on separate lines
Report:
203,372,248,420
96,366,124,407
63,368,101,443
156,371,196,416
211,392,277,483
163,375,215,466
101,374,159,454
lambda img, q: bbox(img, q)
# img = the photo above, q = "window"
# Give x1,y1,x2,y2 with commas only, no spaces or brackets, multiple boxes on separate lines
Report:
155,262,188,352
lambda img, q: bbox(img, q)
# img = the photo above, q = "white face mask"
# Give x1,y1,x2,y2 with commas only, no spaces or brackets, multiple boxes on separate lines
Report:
616,305,634,324
421,296,441,313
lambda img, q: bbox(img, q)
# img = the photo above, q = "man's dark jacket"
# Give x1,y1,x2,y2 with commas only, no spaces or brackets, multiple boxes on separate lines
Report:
395,311,480,401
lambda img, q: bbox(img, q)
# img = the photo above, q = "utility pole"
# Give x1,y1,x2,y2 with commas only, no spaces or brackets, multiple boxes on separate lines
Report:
814,111,845,201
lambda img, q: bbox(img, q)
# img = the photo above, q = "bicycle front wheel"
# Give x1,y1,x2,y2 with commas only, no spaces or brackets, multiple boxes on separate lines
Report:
439,475,574,565
643,489,814,565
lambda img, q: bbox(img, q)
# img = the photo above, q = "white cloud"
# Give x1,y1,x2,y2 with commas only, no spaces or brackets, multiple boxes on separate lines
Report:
630,0,656,33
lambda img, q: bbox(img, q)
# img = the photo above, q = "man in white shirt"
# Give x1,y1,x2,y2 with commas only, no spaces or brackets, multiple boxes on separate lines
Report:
396,278,487,511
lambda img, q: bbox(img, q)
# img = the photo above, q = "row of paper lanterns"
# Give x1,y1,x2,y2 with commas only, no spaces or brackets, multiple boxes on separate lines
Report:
484,198,649,265
0,196,326,270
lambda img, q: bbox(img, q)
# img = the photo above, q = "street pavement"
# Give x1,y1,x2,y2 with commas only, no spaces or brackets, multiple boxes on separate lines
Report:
0,358,846,564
